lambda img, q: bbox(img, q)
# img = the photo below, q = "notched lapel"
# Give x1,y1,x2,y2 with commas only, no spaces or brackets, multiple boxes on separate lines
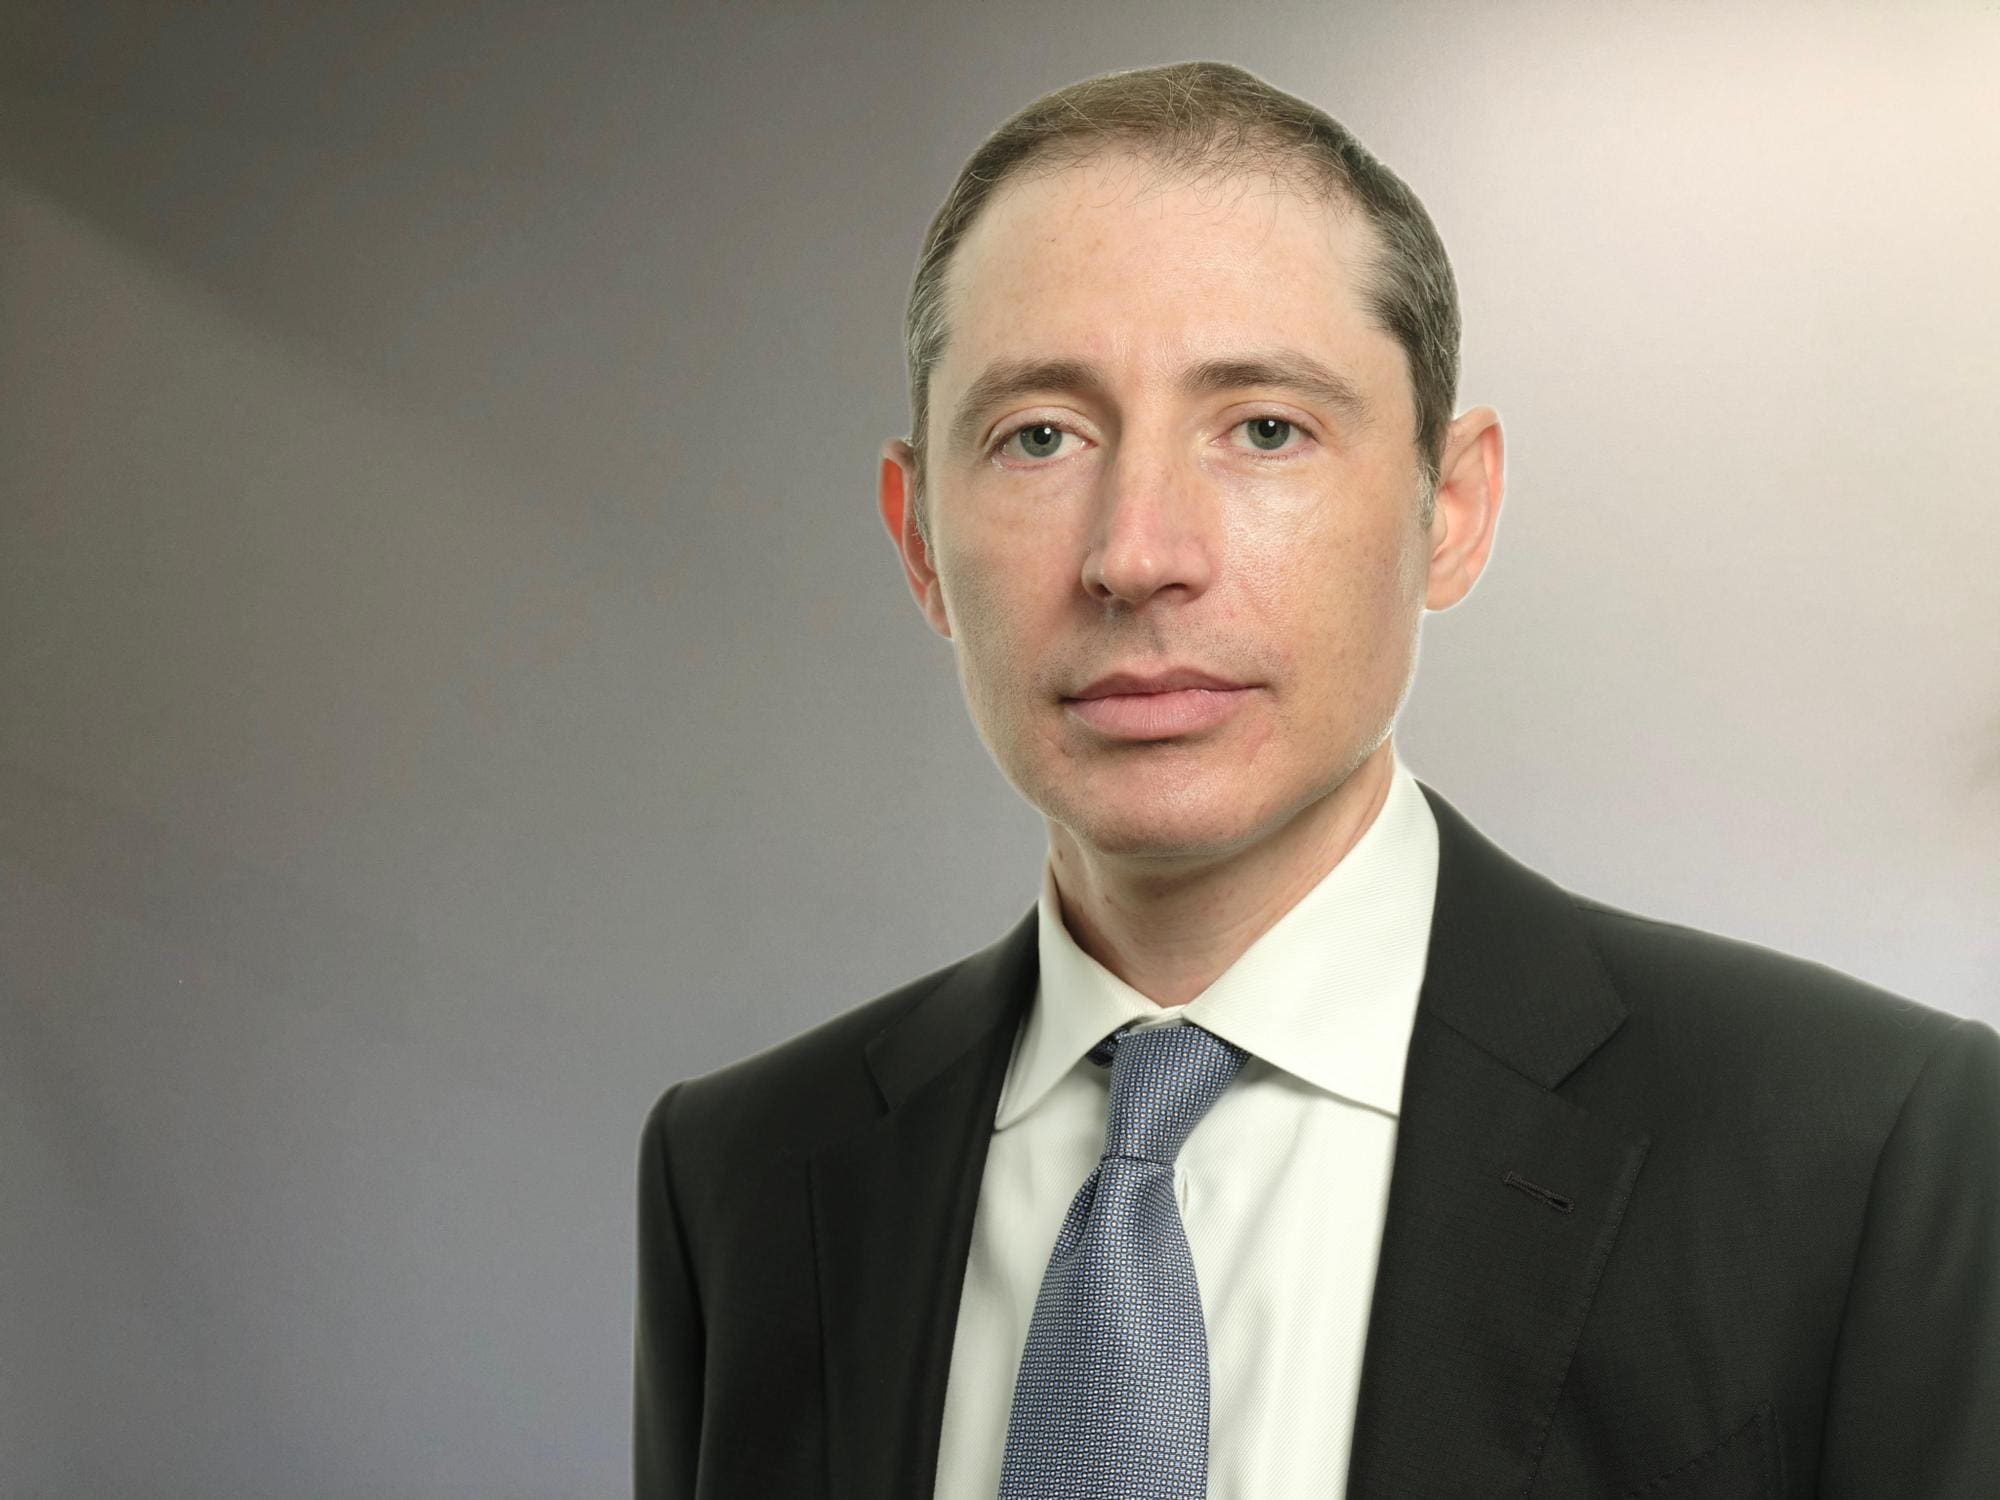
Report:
809,907,1038,1500
1344,1012,1649,1497
1343,784,1651,1498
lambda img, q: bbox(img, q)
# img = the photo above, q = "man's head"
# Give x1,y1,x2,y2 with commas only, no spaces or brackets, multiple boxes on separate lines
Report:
878,61,1504,874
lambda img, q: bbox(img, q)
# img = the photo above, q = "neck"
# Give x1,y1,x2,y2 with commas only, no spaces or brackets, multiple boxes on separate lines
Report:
1046,738,1399,1008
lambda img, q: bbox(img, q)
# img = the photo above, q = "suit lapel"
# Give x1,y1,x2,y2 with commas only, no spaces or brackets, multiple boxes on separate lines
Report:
809,778,1649,1500
1342,783,1649,1496
810,905,1036,1499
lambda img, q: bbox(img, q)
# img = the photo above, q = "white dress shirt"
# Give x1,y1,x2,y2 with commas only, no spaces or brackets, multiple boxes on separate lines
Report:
931,747,1442,1498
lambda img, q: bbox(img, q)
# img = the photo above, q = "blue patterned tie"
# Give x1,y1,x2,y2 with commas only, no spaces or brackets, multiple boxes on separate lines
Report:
996,1019,1251,1499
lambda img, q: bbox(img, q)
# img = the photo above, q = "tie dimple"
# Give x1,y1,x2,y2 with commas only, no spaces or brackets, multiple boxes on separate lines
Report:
996,1021,1250,1499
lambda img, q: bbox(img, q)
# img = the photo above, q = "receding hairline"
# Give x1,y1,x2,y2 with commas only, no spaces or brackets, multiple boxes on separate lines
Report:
921,142,1388,463
1006,131,1361,206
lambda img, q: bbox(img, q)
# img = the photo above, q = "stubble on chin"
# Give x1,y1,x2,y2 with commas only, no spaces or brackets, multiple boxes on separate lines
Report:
1047,749,1289,863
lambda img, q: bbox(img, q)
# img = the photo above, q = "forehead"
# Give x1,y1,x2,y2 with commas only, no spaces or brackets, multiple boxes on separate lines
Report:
938,149,1393,390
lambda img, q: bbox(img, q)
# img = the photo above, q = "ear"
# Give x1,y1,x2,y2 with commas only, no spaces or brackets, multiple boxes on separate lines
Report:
1424,406,1506,612
878,437,952,638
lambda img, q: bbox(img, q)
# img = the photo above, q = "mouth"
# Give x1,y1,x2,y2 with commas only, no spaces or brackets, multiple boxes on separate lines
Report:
1062,684,1255,740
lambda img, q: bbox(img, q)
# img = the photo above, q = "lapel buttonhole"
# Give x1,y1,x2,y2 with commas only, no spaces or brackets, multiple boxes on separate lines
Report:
1504,1170,1576,1212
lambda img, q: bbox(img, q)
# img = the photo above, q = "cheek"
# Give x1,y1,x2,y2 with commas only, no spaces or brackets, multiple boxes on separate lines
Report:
939,517,1074,649
934,538,1002,642
1243,518,1411,687
936,554,1041,717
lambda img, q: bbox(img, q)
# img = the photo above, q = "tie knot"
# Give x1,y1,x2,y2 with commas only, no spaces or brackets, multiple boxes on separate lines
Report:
1093,1021,1249,1166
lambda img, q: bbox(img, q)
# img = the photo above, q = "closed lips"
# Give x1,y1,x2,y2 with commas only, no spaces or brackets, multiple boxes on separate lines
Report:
1069,669,1248,699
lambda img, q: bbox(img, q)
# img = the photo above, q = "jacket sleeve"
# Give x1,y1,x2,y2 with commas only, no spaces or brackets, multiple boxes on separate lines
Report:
1817,1015,2000,1495
635,1081,704,1500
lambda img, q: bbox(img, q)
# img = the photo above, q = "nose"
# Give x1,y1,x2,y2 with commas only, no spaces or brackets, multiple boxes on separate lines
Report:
1080,440,1218,610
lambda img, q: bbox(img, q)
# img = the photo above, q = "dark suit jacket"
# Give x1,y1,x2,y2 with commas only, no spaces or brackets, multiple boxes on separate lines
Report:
634,780,2000,1498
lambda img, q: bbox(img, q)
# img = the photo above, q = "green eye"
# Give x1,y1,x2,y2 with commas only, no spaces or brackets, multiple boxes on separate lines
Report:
1244,416,1296,451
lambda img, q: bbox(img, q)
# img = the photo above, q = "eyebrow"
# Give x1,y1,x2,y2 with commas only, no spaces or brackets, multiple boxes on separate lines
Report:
945,348,1375,456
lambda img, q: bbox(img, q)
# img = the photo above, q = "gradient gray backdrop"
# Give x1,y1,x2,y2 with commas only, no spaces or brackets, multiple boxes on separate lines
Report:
4,2,1997,1495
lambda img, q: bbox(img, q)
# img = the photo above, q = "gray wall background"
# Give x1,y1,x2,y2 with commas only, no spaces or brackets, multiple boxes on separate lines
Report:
3,1,1996,1495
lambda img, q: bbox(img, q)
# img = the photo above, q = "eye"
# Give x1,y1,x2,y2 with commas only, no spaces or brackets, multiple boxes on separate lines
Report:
993,420,1077,463
988,412,1316,465
1230,415,1312,456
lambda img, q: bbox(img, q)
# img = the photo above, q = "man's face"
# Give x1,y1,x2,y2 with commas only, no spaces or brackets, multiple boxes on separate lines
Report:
885,150,1478,866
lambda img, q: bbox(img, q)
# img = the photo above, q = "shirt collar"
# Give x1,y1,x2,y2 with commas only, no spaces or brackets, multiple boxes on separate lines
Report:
996,746,1440,1128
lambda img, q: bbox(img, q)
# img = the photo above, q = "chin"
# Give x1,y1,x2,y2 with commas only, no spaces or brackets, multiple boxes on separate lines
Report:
1060,790,1272,862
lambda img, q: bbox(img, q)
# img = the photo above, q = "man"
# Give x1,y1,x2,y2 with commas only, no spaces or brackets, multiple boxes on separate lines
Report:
635,60,1999,1498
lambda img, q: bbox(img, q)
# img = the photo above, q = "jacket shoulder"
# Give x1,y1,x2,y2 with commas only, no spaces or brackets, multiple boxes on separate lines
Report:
1565,890,1993,1130
1571,890,1971,1034
639,944,980,1179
